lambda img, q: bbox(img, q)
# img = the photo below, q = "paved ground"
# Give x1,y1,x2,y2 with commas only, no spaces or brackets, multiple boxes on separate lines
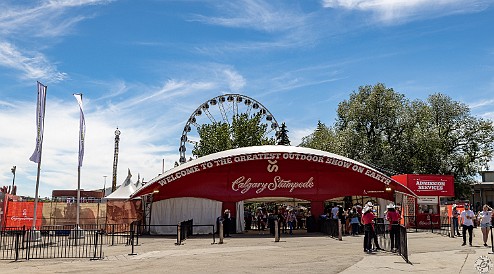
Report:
1,228,494,273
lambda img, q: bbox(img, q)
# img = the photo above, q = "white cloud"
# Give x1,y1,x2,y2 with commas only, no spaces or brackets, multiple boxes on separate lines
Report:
0,0,110,37
321,0,491,24
0,42,67,82
190,0,307,33
0,0,111,82
0,92,180,197
469,99,494,109
0,69,249,197
223,69,246,92
188,0,318,51
290,127,314,146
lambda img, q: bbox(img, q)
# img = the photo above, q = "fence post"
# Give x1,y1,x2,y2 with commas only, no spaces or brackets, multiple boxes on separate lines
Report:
338,219,342,241
274,220,279,242
219,221,224,244
111,225,115,246
450,217,455,238
14,231,20,261
430,214,433,233
91,230,100,260
135,222,140,246
128,227,137,256
211,225,216,244
490,227,494,254
176,223,181,245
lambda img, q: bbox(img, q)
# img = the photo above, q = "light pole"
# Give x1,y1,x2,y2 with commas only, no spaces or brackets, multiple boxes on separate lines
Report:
11,166,16,194
472,188,476,212
103,175,107,196
112,128,121,192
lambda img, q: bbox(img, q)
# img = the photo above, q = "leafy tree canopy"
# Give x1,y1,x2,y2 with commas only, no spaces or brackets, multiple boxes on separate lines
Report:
192,113,275,158
300,83,494,198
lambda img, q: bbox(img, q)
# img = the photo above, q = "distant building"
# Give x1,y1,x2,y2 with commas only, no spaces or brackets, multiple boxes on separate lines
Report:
472,171,494,210
51,190,104,203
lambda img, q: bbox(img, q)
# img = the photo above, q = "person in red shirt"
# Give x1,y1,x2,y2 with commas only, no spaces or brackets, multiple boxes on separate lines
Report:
361,202,382,252
386,203,401,252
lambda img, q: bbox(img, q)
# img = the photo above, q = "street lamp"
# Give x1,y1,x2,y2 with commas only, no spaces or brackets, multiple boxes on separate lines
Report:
11,165,16,194
103,175,107,196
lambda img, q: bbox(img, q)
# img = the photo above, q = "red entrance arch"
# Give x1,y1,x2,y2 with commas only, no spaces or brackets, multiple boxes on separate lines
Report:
132,146,416,218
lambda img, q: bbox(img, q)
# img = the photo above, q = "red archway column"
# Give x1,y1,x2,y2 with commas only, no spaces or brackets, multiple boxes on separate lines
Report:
222,201,236,217
310,201,325,219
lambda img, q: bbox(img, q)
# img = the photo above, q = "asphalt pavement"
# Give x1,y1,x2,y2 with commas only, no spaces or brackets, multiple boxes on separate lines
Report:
1,227,493,273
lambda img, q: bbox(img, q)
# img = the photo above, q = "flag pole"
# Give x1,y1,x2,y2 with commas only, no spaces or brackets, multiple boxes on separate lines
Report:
32,83,47,230
73,93,85,232
32,155,43,229
77,165,81,227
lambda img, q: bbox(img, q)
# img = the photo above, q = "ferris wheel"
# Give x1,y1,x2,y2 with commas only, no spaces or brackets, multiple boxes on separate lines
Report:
179,94,280,164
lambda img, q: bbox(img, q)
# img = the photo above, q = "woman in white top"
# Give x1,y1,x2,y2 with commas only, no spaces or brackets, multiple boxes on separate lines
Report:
479,204,494,247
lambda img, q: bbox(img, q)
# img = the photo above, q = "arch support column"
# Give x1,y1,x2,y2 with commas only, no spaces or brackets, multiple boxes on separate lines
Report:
310,201,325,219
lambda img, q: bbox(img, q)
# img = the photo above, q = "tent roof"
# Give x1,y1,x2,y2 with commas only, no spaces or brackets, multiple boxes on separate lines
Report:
132,145,417,201
104,169,137,200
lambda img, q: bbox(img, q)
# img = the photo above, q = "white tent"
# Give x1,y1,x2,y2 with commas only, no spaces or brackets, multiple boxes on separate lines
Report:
104,169,137,200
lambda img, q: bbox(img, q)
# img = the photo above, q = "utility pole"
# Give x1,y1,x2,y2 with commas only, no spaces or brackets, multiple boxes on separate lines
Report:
112,128,121,192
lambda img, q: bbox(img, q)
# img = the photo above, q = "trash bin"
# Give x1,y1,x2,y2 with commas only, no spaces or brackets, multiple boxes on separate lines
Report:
306,215,316,232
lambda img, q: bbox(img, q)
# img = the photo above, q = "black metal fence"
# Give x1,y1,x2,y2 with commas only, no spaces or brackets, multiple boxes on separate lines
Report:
374,222,410,264
179,219,193,243
399,226,409,263
402,215,452,237
0,226,104,261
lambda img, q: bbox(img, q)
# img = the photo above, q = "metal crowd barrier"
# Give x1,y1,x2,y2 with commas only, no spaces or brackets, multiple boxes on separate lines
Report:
374,222,410,264
0,226,104,261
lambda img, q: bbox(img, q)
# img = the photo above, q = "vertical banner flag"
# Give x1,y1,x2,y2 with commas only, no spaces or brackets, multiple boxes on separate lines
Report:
74,94,86,167
29,82,47,163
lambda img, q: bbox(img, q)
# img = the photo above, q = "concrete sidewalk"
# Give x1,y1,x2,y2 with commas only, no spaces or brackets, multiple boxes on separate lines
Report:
1,228,493,273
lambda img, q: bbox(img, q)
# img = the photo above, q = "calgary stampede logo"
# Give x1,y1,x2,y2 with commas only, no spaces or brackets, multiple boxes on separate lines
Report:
474,256,493,274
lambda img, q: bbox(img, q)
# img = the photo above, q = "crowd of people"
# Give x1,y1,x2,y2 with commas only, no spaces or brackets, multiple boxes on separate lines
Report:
452,203,494,247
244,205,315,234
228,201,494,255
317,202,402,253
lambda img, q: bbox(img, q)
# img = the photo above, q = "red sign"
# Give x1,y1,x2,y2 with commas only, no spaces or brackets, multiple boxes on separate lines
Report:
5,201,43,229
392,174,454,197
135,147,417,203
412,214,441,229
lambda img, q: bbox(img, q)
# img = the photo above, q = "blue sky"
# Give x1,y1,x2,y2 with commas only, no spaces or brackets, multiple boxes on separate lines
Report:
1,0,494,198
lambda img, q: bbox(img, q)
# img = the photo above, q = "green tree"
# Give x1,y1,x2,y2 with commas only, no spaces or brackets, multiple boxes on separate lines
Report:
335,83,409,173
192,113,275,157
300,83,494,199
231,113,274,148
276,122,291,145
410,93,494,198
299,121,336,152
192,122,231,157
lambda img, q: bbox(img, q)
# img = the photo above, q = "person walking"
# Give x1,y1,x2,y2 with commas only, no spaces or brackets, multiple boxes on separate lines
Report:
452,204,460,236
349,207,360,236
223,209,231,237
287,210,296,235
479,204,493,247
460,204,475,246
386,203,401,252
361,203,382,252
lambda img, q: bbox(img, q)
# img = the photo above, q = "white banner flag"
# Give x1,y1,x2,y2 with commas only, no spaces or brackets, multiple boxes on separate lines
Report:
74,93,86,167
29,82,47,163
